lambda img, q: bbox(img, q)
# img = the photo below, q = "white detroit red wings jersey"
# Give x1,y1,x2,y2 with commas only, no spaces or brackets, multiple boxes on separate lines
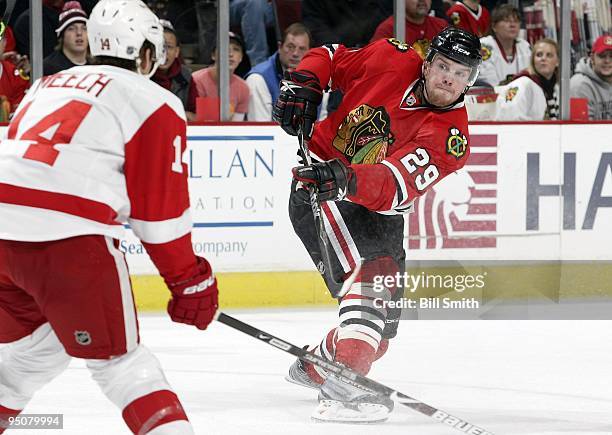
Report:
0,65,191,251
478,35,532,86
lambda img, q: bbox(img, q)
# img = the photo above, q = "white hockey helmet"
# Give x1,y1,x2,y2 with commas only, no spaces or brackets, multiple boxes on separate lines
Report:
88,0,166,77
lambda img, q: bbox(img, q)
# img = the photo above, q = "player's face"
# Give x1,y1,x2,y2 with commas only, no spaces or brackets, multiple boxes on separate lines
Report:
405,0,431,20
493,14,520,41
278,33,310,72
532,41,558,80
423,55,471,106
160,31,179,71
592,50,612,81
62,22,88,55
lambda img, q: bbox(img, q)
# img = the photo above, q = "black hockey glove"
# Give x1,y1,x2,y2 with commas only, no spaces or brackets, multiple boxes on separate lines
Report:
292,159,356,202
272,70,323,140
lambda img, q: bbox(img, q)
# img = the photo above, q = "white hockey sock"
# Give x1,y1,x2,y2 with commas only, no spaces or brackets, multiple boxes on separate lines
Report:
0,323,70,410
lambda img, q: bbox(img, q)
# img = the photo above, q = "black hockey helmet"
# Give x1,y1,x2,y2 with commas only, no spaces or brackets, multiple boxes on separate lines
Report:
425,27,482,86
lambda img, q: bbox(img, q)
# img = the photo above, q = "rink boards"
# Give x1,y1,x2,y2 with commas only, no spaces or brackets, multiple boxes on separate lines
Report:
121,123,612,309
5,123,610,308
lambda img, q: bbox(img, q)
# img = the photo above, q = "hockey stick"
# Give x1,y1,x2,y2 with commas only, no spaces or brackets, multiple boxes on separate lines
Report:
297,126,361,298
216,312,494,434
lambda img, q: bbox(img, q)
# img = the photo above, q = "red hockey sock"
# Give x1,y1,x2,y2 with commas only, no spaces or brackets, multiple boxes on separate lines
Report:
302,327,337,384
122,390,188,434
304,337,390,384
374,339,389,362
335,338,377,375
332,256,399,376
303,361,325,385
0,405,21,434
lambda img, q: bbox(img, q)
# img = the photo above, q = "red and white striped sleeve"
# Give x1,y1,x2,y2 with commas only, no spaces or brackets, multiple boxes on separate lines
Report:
124,103,197,283
347,112,471,214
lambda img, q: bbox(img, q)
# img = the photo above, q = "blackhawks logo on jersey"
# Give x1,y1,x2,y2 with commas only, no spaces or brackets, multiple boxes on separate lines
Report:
480,44,492,61
333,104,395,164
386,38,409,52
446,127,468,159
505,86,518,102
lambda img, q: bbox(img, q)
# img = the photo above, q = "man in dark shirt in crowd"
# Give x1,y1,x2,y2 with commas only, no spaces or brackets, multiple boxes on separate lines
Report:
303,0,394,113
43,1,89,75
152,19,196,119
14,0,63,58
302,0,393,47
12,0,97,59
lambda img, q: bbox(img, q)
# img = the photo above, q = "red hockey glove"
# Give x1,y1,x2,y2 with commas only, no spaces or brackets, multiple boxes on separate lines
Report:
272,70,323,140
293,159,356,202
167,256,218,330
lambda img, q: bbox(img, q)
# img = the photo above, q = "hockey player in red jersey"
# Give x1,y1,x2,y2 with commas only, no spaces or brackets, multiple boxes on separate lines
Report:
273,27,482,423
0,1,217,434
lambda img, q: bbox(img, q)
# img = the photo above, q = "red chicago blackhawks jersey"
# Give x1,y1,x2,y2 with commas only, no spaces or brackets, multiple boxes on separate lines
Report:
0,65,197,281
446,2,490,37
298,38,471,214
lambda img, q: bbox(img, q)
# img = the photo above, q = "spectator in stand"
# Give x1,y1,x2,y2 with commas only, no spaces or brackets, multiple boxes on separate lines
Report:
370,0,448,58
43,1,89,75
303,0,393,47
303,0,393,114
446,0,490,37
478,4,531,86
191,32,250,121
230,0,275,66
570,35,612,120
0,21,30,118
495,38,559,120
14,0,63,58
0,20,27,73
152,19,197,120
246,23,312,121
430,0,448,20
193,0,218,65
1,22,16,54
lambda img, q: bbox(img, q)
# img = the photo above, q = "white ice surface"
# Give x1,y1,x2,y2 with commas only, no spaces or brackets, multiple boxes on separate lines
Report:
5,308,612,435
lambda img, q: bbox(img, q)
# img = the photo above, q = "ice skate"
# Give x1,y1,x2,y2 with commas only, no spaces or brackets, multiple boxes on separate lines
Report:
285,357,321,390
311,373,393,423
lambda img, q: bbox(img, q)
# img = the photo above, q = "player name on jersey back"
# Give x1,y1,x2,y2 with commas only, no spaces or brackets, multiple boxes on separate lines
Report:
34,72,113,98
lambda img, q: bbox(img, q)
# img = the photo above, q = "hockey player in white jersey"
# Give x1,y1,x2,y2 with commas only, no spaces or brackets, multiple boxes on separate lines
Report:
0,1,218,434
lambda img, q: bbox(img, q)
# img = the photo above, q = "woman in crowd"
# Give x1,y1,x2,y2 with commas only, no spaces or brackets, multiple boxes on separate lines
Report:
478,4,531,86
495,38,559,120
